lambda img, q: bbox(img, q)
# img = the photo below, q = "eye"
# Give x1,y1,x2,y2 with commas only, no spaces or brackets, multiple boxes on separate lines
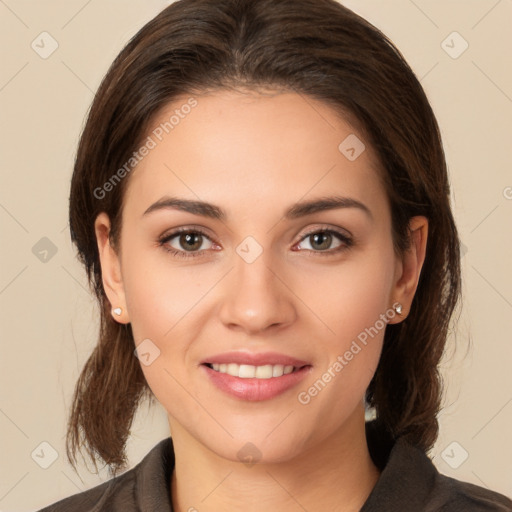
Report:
294,228,352,255
158,227,216,258
158,226,353,259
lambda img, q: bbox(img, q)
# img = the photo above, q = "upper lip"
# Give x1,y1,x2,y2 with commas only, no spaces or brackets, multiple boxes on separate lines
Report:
201,351,311,367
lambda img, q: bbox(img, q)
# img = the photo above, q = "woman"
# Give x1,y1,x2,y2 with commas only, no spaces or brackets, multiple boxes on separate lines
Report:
37,0,512,510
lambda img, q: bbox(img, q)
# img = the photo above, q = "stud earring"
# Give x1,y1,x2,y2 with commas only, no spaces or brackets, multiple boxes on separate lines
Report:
394,303,403,315
112,307,122,316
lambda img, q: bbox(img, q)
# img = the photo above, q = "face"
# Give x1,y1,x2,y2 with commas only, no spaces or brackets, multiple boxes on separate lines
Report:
96,89,422,464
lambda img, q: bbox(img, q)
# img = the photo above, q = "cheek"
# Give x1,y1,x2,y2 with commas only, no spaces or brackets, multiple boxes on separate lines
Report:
292,246,395,403
292,273,391,441
121,246,206,342
294,246,396,347
120,246,219,393
120,254,206,412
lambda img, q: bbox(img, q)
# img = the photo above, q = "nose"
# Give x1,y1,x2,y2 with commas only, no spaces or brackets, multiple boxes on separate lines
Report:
218,249,297,335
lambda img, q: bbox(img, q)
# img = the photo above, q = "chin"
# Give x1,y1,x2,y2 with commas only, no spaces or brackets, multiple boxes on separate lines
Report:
197,425,311,466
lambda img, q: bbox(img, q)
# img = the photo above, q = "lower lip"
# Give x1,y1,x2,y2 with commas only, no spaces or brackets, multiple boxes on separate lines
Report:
201,364,312,401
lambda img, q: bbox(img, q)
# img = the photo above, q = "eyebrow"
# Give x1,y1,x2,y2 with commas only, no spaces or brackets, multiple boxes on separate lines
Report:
142,195,372,221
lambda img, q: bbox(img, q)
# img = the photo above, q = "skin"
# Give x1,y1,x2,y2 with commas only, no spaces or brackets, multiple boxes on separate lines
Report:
95,89,428,512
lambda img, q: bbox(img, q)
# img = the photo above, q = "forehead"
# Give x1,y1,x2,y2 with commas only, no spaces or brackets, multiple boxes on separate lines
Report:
123,89,387,219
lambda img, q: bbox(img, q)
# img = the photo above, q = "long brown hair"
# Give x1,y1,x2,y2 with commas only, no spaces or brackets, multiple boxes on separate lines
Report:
67,0,461,477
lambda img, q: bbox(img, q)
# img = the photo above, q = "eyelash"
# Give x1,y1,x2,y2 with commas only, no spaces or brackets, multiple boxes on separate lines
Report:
157,226,353,259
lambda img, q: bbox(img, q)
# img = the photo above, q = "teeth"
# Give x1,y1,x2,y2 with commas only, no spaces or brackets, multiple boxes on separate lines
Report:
210,363,296,378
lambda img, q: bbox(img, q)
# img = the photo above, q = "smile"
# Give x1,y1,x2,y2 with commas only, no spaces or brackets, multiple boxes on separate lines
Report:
205,363,298,379
201,363,312,401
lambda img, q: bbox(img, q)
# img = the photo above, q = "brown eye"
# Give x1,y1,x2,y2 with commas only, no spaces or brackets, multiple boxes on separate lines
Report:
159,228,215,257
309,232,333,251
295,229,353,255
178,232,204,251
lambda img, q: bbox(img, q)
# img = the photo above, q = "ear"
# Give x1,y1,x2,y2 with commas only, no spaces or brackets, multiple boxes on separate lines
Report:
389,216,428,323
94,212,130,324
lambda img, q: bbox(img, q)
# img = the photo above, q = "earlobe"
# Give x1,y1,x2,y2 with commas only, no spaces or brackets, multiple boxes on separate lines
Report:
389,216,428,323
94,212,130,324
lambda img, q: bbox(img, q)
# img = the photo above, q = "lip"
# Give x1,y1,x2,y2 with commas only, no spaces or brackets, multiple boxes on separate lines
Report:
201,351,310,367
200,351,312,401
201,364,312,401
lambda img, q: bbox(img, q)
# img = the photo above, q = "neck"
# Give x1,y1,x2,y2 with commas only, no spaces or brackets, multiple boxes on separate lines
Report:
169,409,380,512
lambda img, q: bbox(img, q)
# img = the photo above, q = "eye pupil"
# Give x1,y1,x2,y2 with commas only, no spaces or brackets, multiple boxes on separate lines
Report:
180,232,202,251
311,232,332,250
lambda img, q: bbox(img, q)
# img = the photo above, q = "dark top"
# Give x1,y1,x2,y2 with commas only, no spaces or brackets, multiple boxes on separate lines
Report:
37,421,512,511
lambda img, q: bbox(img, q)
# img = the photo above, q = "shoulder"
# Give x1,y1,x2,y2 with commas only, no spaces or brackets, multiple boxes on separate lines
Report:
430,472,512,512
35,437,175,512
393,439,512,511
35,469,136,512
363,422,512,512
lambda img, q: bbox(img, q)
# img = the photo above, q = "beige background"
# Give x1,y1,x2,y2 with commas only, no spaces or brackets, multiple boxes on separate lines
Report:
0,0,511,510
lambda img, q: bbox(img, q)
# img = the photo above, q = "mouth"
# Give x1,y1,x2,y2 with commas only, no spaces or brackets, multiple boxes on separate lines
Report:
201,362,312,401
200,351,312,400
202,362,307,379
